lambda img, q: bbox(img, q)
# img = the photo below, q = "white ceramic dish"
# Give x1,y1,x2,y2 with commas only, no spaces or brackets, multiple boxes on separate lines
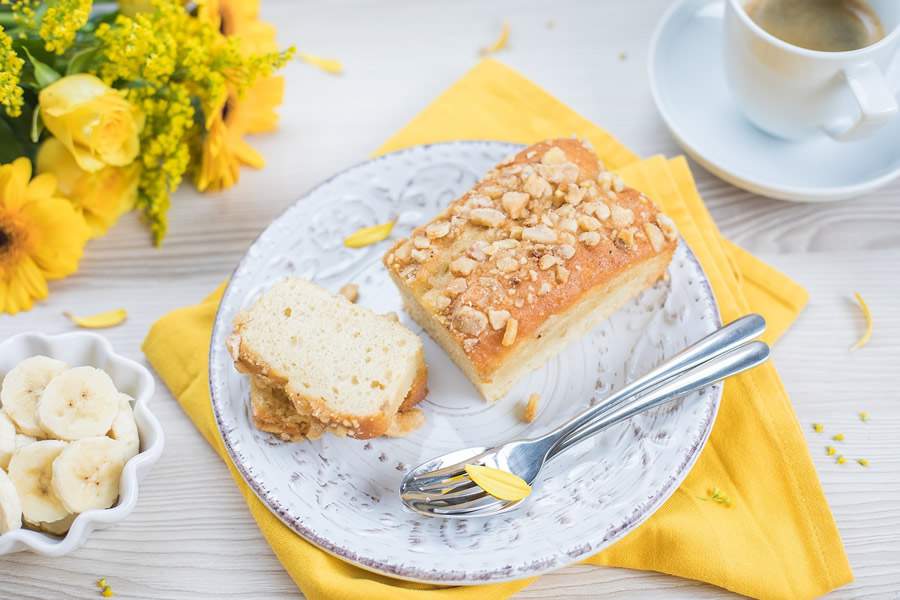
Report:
649,0,900,202
0,332,164,556
209,141,722,584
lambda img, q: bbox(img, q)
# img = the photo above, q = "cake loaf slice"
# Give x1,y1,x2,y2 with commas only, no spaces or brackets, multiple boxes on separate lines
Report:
383,138,678,402
228,277,427,439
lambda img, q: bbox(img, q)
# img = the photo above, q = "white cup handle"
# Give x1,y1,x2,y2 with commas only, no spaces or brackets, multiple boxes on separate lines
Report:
824,61,898,142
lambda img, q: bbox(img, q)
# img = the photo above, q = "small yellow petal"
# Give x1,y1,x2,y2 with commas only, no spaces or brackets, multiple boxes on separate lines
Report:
343,221,394,248
297,52,343,75
812,423,824,433
96,578,107,589
832,433,845,442
857,458,869,467
465,464,531,501
826,446,836,456
850,292,872,351
836,455,847,465
481,22,510,55
101,586,113,598
858,411,869,422
64,308,127,329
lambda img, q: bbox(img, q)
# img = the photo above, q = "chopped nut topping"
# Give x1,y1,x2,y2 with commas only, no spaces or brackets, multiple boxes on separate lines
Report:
425,221,451,239
488,309,511,330
383,312,399,322
522,224,557,243
394,240,412,262
540,162,580,184
501,191,530,219
559,217,578,233
525,150,537,159
469,207,507,227
492,239,519,251
538,281,551,295
577,214,602,231
450,256,478,276
411,248,431,263
579,231,603,246
514,298,525,308
584,201,610,220
610,204,634,228
338,283,359,303
556,265,570,283
565,184,585,206
501,317,519,346
616,228,635,248
468,240,489,261
413,235,431,249
496,256,519,273
452,306,488,336
541,146,567,165
644,222,665,252
557,244,576,260
523,174,552,199
613,174,625,193
656,214,678,240
463,338,479,352
539,254,560,270
423,289,451,311
446,277,468,296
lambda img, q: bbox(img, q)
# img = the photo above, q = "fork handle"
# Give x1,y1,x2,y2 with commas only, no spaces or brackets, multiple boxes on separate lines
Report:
549,341,769,457
536,314,766,455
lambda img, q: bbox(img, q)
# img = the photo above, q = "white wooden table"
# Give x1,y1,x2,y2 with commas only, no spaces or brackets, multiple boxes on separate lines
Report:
1,1,898,598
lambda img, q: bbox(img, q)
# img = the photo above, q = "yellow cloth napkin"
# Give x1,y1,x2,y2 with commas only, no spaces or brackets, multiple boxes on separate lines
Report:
143,59,852,600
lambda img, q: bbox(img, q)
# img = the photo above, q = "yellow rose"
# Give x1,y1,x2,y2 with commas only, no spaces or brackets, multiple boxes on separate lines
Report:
38,74,143,173
37,138,139,238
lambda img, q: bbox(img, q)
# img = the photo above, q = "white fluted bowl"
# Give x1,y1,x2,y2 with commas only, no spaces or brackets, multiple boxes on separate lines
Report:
0,332,164,556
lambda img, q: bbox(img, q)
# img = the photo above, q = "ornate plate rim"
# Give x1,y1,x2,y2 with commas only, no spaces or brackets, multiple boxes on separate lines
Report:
208,141,723,584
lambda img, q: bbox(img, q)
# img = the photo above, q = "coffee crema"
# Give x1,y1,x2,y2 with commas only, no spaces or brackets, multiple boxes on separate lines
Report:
744,0,885,52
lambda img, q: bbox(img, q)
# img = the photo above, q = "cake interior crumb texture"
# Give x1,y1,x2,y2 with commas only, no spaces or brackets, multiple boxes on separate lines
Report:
232,278,424,423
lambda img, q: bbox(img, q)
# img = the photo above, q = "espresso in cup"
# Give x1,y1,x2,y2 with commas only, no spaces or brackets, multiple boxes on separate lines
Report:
744,0,885,52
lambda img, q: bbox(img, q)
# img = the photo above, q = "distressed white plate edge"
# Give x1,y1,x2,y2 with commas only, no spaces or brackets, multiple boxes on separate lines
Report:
208,141,722,584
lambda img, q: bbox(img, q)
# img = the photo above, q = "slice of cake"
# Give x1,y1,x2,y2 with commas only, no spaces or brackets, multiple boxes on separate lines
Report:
383,138,678,402
228,278,428,440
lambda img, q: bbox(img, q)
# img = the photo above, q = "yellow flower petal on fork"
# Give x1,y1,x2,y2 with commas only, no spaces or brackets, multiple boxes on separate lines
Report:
64,308,127,329
465,464,531,501
297,52,343,75
343,221,394,248
850,292,872,351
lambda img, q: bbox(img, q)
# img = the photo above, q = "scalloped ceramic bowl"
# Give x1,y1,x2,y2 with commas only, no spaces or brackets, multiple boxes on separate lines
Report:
0,332,164,556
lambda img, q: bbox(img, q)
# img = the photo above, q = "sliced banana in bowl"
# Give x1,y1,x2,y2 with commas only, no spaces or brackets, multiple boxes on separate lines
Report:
0,331,163,556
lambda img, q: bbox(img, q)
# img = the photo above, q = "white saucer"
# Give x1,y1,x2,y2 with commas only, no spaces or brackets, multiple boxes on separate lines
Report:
649,0,900,202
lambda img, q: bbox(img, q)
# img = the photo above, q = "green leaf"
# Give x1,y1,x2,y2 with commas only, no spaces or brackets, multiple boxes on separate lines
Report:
0,116,26,163
30,105,42,143
22,47,61,89
66,46,99,76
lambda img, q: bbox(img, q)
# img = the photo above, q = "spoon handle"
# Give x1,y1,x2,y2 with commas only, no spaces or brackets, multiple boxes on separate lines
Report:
550,341,769,456
537,314,766,455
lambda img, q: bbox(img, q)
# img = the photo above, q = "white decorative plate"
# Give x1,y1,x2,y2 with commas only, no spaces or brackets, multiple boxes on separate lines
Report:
209,141,721,584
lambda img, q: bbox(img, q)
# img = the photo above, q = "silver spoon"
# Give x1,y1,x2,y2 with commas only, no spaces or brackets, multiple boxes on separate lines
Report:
400,315,768,518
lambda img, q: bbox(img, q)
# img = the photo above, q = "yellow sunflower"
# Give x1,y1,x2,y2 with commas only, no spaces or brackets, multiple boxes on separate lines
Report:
0,158,90,314
194,0,285,191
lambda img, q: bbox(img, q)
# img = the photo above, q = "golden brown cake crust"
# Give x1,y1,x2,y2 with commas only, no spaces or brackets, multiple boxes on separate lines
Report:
383,138,678,380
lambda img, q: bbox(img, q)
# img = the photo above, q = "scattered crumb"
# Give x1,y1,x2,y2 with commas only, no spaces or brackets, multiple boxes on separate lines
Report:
339,283,359,303
383,312,399,323
618,51,627,61
546,19,555,29
521,393,540,423
850,292,872,351
480,21,510,55
297,52,343,75
812,423,824,433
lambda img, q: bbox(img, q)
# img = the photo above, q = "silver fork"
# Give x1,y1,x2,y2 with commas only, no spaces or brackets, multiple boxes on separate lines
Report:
399,315,769,518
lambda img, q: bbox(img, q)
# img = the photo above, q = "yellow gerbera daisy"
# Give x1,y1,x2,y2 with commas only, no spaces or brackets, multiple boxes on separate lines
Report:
194,0,285,191
0,158,90,314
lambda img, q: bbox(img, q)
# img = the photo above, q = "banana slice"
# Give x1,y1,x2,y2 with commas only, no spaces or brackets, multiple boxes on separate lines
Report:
36,367,119,441
0,411,15,469
8,440,69,524
51,437,124,513
14,434,36,451
108,394,139,462
1,356,67,437
25,513,75,536
0,468,22,533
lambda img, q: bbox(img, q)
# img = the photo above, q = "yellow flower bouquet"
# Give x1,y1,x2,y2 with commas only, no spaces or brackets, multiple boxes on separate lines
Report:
0,0,293,313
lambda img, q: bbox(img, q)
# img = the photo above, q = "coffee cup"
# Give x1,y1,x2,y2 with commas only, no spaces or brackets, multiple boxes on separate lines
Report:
724,0,900,141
